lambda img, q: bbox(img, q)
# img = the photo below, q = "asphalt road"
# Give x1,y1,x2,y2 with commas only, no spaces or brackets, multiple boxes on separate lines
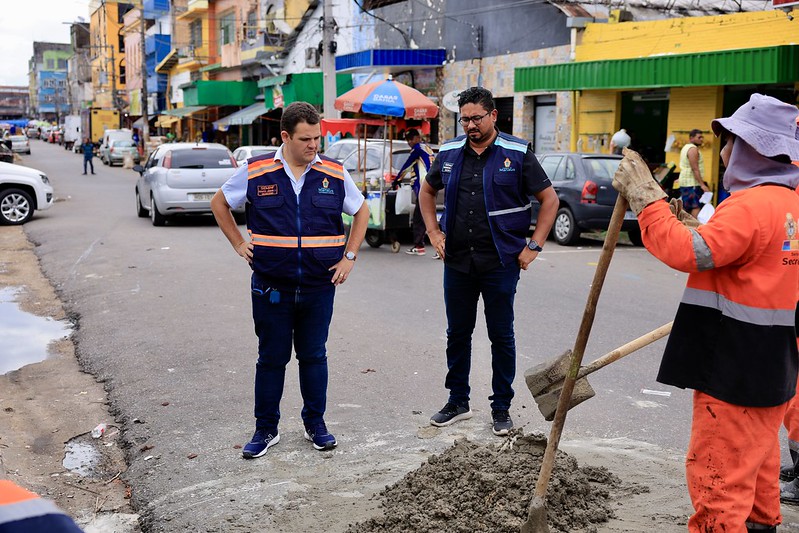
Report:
19,140,701,531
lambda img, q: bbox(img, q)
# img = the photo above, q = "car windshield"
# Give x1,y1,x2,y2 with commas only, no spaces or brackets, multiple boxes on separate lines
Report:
113,140,135,147
171,148,234,169
582,157,621,180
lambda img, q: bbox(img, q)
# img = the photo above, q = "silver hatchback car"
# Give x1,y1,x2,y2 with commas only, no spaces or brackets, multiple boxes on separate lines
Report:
133,142,241,226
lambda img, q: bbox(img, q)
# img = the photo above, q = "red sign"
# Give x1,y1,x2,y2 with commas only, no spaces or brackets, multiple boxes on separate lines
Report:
773,0,799,6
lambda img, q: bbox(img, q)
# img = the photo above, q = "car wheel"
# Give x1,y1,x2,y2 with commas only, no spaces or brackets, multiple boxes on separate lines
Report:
135,188,148,218
627,228,644,247
102,156,108,165
365,229,383,248
150,194,167,226
552,207,580,246
0,188,34,225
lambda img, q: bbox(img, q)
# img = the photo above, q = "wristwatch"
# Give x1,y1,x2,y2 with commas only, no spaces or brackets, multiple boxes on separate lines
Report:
527,239,543,252
344,251,357,261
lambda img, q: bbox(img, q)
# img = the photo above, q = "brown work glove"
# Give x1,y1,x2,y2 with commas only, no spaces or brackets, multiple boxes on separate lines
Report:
612,148,668,215
668,198,701,228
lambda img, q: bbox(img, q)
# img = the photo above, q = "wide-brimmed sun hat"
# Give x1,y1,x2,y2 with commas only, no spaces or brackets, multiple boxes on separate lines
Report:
711,93,799,161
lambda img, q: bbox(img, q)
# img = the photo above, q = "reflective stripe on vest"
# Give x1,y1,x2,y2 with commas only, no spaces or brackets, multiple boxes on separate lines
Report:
488,202,532,217
249,232,346,248
682,287,795,327
247,158,283,179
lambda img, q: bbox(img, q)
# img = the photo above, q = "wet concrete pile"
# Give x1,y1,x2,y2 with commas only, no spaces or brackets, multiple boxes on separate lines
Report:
347,431,623,533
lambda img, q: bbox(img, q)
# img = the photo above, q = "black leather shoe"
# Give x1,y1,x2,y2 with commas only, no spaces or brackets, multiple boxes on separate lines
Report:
781,463,796,482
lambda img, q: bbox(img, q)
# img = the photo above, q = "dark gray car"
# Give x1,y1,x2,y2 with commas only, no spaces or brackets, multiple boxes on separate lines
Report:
531,152,642,246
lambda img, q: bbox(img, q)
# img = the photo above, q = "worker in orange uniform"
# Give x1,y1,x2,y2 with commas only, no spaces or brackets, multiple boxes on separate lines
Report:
0,480,84,532
612,93,799,533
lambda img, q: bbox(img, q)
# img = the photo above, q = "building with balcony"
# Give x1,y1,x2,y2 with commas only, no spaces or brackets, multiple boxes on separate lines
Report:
123,0,172,129
67,22,93,116
0,87,30,121
28,42,72,122
90,1,133,113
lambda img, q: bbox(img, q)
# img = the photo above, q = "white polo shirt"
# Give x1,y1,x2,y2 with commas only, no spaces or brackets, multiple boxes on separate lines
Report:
221,145,364,215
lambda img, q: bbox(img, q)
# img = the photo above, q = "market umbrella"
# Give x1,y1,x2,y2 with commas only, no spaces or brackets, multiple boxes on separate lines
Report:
334,78,439,120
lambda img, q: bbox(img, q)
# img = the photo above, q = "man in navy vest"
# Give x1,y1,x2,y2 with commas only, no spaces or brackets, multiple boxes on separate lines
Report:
418,87,558,436
211,102,369,458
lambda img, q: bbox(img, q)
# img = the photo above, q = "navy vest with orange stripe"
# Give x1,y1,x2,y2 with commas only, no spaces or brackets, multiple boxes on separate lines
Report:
246,153,346,291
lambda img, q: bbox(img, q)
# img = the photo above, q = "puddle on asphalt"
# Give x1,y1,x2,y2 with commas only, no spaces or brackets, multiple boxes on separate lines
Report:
63,440,101,477
0,286,71,375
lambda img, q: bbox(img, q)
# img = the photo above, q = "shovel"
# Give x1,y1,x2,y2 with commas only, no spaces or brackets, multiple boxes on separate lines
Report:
525,321,673,421
521,194,628,533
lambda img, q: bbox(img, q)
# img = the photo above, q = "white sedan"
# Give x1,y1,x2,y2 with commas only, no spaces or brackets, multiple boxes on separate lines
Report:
0,161,53,225
8,135,31,154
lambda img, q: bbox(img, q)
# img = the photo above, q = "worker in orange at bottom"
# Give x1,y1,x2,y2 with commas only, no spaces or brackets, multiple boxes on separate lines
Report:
780,327,799,503
0,479,84,532
612,93,799,533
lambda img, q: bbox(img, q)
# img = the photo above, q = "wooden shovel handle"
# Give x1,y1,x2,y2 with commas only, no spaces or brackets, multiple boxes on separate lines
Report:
576,321,673,380
533,194,628,500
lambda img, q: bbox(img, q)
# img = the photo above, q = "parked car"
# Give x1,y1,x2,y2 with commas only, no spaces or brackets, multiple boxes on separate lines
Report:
324,138,383,162
47,129,62,144
8,135,31,154
25,127,39,139
232,145,278,163
531,152,642,246
0,143,14,164
100,139,140,166
0,161,53,225
133,142,240,226
100,129,134,158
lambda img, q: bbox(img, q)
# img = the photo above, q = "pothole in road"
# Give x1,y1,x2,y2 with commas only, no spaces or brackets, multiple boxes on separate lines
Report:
63,428,123,478
0,286,71,375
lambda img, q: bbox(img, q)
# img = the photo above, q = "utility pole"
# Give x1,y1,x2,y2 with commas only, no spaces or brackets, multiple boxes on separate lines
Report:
321,0,337,118
139,4,150,144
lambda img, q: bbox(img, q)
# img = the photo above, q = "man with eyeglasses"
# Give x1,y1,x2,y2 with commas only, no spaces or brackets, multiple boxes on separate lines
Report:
417,86,558,436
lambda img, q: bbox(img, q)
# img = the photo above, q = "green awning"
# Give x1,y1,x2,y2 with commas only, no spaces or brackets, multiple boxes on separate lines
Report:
262,72,353,107
514,45,799,92
162,106,207,117
213,102,271,128
183,80,259,106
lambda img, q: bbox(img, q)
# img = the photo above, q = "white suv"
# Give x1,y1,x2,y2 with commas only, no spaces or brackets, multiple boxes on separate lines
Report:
0,161,54,225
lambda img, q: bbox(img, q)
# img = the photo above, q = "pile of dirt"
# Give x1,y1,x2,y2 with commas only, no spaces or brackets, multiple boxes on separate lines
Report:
347,431,625,533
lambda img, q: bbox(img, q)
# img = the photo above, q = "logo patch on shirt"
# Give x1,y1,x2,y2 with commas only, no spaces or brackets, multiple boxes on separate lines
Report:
318,176,335,195
783,213,799,251
442,162,453,174
499,157,516,172
257,184,278,196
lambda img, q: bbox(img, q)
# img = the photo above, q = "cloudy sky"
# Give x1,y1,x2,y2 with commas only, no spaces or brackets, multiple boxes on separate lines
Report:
1,0,92,86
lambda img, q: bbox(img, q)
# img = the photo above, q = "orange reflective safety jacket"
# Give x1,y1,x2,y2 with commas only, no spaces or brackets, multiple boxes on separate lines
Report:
638,185,799,407
0,480,83,532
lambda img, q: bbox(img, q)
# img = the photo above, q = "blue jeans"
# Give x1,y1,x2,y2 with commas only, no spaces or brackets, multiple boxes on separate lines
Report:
83,157,94,173
251,274,335,432
443,263,520,411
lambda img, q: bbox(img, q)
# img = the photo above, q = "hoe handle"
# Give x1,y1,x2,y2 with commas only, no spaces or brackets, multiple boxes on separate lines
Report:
533,194,628,501
576,321,673,380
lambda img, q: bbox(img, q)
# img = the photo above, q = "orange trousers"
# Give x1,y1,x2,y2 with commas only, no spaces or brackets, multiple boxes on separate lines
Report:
686,391,787,532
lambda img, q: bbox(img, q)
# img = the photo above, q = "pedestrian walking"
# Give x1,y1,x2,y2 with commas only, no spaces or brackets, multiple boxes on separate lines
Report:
210,102,370,459
679,129,711,217
612,93,799,533
394,128,434,256
80,137,95,175
417,86,558,436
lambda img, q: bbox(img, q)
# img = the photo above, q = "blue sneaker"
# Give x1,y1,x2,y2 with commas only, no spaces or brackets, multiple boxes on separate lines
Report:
304,422,337,451
242,428,280,459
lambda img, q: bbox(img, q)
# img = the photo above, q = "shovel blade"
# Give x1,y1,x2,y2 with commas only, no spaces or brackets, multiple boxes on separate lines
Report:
524,350,572,398
536,378,596,422
521,495,550,533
